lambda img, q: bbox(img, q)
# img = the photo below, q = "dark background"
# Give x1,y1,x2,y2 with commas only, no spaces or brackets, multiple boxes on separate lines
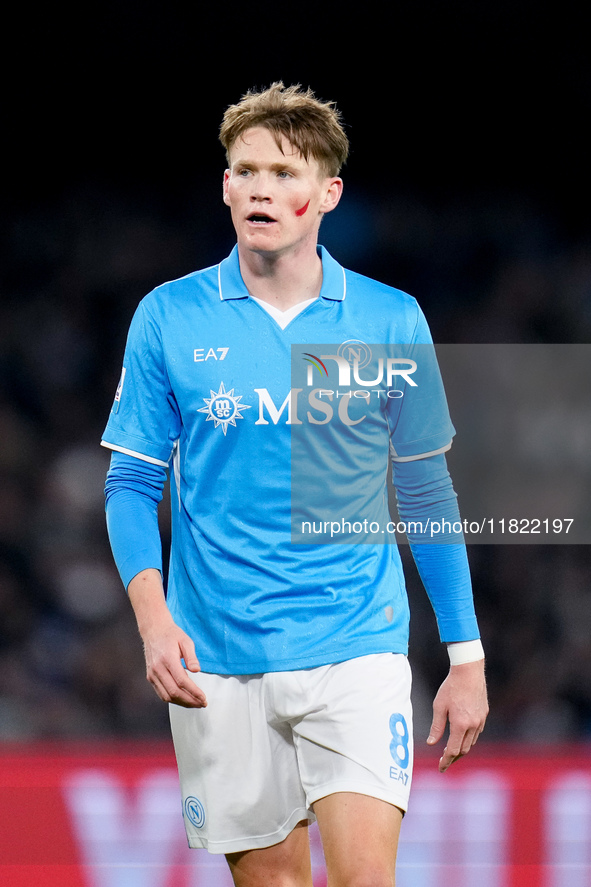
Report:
1,2,590,741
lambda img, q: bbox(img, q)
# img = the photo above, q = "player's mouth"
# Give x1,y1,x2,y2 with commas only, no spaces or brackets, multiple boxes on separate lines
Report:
247,212,276,225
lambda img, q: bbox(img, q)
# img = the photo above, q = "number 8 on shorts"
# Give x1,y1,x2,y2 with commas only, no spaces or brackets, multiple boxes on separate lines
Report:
389,712,410,769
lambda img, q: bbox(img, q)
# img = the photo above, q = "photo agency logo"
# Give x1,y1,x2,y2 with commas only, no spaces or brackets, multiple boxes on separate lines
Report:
300,341,418,426
290,342,433,545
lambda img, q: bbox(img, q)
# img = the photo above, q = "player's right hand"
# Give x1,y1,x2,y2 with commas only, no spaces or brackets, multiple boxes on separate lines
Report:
142,622,207,709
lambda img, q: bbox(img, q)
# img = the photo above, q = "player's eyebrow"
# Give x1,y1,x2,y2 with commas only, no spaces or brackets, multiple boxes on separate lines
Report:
269,160,300,172
232,159,302,173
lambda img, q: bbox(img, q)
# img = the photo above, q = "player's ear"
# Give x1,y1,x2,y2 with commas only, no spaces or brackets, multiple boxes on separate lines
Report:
320,177,343,215
222,169,231,206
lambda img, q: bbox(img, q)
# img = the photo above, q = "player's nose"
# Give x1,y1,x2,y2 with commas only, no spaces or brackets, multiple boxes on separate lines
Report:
250,192,272,205
249,172,273,202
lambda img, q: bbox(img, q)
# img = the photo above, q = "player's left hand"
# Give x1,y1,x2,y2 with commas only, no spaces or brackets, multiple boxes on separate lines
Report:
427,658,488,772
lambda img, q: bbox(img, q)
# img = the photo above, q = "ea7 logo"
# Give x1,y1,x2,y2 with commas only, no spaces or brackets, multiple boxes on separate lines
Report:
194,347,229,362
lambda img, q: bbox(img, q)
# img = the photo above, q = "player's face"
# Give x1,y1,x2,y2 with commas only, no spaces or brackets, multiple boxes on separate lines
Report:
223,127,342,258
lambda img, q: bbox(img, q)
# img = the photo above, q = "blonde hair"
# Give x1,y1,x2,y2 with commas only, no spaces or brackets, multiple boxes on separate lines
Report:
219,82,349,176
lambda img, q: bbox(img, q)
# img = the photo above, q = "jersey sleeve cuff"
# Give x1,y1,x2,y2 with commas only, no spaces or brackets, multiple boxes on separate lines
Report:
100,436,171,467
389,425,454,461
390,441,452,462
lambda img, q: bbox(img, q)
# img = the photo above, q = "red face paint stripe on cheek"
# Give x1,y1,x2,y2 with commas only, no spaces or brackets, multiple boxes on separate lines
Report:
295,200,310,217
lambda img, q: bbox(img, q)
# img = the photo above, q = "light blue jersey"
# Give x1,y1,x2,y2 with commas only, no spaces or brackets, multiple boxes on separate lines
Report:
102,246,461,674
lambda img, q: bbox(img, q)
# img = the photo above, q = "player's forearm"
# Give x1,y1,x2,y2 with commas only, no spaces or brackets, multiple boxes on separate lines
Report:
410,543,479,641
128,568,174,638
128,567,206,708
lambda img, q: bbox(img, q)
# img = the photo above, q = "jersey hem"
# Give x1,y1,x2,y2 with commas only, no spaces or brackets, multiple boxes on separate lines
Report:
195,645,409,676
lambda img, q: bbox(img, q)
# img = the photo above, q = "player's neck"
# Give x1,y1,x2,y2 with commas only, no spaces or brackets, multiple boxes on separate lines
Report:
237,241,323,311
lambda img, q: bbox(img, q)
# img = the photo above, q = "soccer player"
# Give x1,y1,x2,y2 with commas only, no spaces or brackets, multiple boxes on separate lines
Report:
102,83,488,887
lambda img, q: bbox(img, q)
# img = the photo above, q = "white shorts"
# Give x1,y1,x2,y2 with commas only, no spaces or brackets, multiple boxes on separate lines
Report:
169,652,413,855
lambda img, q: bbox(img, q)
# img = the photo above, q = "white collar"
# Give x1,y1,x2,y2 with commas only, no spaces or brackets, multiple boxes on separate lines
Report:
251,296,317,330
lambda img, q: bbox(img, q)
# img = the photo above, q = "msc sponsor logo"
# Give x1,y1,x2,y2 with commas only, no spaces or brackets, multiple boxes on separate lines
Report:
197,382,251,435
198,384,402,433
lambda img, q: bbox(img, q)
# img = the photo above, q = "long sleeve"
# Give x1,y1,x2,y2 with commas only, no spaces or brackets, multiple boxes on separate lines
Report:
104,450,167,590
391,452,480,642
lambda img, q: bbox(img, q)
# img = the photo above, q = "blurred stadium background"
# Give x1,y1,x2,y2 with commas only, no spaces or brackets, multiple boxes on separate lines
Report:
1,1,590,884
